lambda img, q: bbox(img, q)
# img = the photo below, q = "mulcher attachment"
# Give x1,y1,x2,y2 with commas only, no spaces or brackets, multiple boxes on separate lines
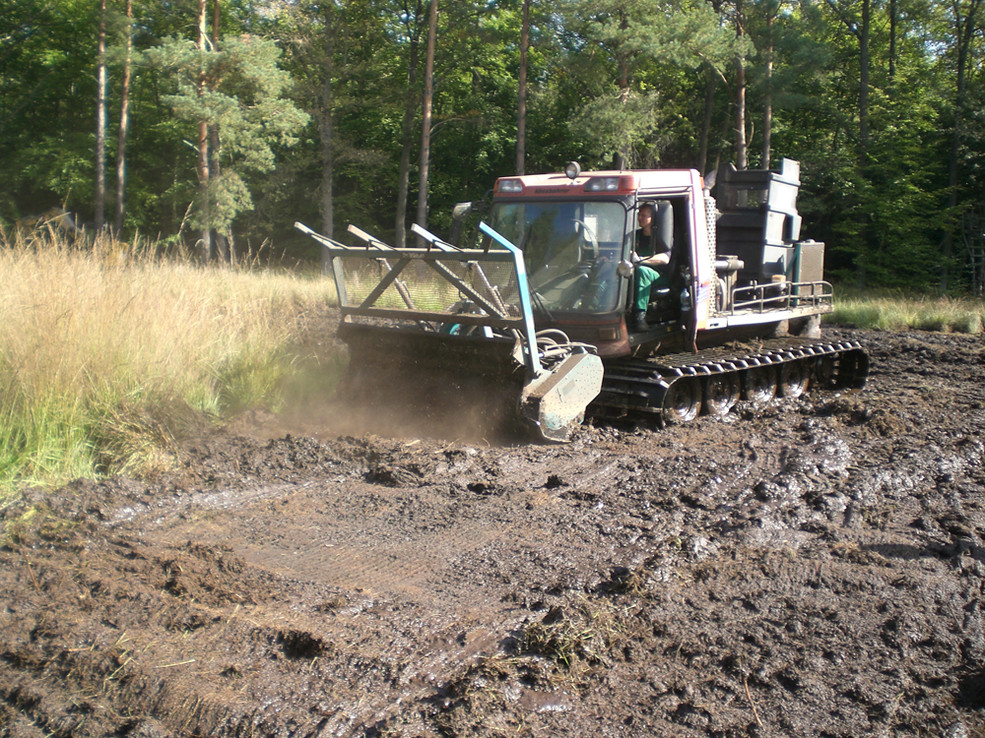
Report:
296,221,604,442
518,349,603,442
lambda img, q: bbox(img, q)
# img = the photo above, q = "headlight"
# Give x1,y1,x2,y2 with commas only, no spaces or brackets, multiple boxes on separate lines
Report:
585,177,620,192
497,178,523,193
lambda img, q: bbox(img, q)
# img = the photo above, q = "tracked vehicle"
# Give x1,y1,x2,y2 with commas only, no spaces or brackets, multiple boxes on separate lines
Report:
296,158,867,441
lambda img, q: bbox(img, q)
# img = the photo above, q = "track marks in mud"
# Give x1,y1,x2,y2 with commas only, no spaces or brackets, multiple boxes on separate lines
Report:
3,329,985,736
2,532,415,736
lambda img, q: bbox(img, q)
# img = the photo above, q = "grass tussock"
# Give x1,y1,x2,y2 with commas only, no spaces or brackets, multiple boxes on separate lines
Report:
831,288,985,334
0,229,337,497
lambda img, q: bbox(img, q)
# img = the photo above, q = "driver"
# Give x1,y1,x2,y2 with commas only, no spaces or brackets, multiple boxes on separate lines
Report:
631,203,671,331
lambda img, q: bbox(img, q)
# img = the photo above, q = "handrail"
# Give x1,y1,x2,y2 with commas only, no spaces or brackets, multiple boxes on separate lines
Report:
730,280,833,314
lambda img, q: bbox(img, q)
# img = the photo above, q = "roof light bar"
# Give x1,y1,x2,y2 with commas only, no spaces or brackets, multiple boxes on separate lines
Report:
585,175,637,193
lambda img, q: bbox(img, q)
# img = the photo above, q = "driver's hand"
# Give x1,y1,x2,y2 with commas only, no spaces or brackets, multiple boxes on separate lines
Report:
631,252,644,265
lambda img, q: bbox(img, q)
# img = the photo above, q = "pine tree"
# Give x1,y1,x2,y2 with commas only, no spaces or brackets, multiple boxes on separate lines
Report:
146,30,309,258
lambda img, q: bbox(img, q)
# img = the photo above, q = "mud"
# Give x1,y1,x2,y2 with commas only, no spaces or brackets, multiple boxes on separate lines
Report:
2,327,985,737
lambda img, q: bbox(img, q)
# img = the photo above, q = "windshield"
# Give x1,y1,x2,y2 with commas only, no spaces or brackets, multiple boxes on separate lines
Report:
488,200,630,313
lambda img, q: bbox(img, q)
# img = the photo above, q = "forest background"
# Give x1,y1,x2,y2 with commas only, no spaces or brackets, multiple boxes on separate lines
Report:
1,0,984,292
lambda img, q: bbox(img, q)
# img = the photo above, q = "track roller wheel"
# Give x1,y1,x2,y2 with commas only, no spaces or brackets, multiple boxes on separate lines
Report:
812,355,836,389
778,360,809,398
662,377,700,424
703,374,739,416
742,366,776,407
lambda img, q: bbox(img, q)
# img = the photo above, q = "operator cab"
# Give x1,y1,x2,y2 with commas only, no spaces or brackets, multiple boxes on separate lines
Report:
486,166,697,355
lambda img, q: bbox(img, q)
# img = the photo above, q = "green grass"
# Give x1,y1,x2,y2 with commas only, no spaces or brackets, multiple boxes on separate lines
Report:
0,230,338,499
830,287,985,334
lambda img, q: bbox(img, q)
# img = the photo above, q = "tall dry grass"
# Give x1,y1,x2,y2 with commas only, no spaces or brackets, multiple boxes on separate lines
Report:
0,230,337,496
831,289,985,333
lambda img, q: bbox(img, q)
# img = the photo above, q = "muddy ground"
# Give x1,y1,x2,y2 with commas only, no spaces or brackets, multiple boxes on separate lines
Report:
2,326,985,737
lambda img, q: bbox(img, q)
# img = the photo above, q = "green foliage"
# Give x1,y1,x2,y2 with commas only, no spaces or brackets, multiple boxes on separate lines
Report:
204,171,253,234
0,0,98,219
558,0,738,167
0,0,983,290
144,33,309,236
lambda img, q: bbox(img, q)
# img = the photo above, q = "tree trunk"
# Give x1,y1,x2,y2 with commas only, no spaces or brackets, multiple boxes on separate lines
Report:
197,0,211,261
210,0,229,263
853,0,870,286
941,0,983,291
395,3,422,249
515,0,529,175
209,0,222,188
95,0,108,231
614,10,630,169
113,0,132,236
416,0,438,240
888,0,897,79
858,0,869,156
698,67,717,175
318,12,335,271
761,17,774,169
735,56,747,170
823,0,872,283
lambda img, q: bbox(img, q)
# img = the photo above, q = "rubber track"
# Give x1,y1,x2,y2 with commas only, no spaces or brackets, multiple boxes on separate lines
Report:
591,337,868,420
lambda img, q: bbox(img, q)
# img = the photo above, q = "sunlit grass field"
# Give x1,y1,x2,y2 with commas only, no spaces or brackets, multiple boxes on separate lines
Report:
0,230,337,497
0,226,982,498
831,288,985,334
